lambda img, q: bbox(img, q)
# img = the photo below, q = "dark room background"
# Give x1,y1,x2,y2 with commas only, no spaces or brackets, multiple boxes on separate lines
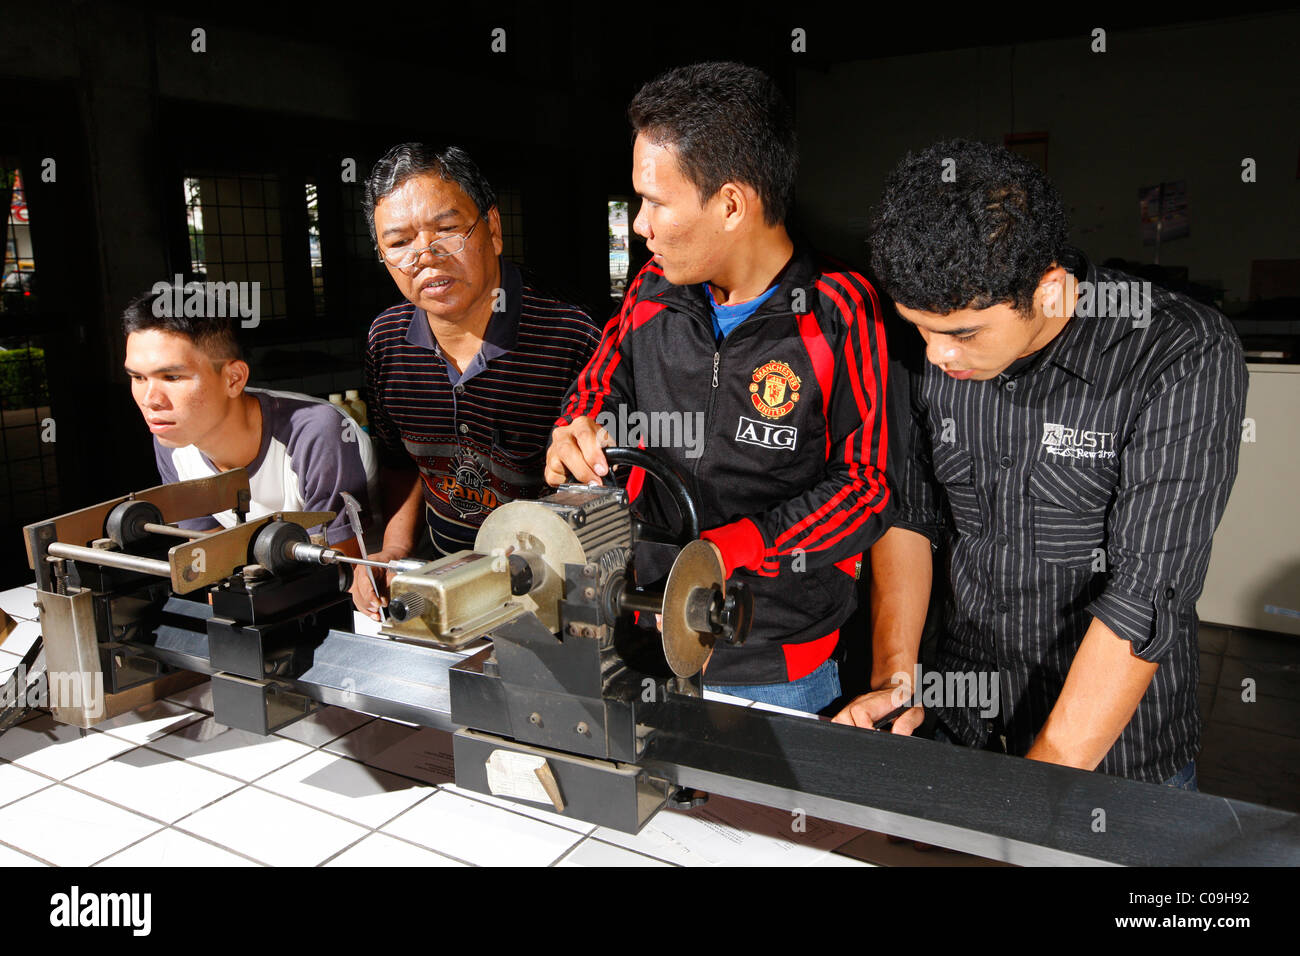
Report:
1,1,1296,585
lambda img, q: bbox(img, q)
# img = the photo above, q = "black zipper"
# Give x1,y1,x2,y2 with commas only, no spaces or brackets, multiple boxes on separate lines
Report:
687,309,797,495
693,348,721,491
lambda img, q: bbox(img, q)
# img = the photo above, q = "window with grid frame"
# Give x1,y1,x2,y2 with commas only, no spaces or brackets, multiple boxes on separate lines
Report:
184,172,291,322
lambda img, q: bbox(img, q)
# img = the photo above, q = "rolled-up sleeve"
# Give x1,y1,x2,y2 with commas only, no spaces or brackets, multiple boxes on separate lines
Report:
1088,329,1248,660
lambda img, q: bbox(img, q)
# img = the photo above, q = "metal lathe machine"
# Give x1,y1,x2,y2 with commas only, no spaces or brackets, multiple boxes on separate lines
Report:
12,448,1300,865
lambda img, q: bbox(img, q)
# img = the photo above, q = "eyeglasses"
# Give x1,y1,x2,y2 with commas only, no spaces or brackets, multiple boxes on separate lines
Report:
378,215,486,272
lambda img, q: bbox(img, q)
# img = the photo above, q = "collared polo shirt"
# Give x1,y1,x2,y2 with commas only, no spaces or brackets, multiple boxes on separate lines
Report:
365,259,600,555
894,248,1248,782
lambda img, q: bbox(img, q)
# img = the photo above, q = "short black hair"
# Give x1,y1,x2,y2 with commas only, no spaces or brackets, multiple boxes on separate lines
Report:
122,288,242,363
628,61,797,226
870,139,1069,315
363,144,496,249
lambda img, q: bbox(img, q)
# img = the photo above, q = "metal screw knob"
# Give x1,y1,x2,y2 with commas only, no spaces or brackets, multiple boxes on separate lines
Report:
389,592,428,622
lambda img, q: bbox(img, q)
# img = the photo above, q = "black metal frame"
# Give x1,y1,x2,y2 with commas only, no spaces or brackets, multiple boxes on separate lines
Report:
24,508,1300,866
637,696,1300,866
99,592,1300,865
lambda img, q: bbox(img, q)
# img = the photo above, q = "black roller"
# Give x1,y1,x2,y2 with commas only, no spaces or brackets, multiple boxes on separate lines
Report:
252,520,310,575
106,500,164,547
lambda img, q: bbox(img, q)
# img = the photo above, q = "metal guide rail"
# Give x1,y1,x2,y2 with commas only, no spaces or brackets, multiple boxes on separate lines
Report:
15,459,1300,866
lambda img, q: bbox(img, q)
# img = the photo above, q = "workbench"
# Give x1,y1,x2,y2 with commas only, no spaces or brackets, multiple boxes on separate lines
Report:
0,582,988,867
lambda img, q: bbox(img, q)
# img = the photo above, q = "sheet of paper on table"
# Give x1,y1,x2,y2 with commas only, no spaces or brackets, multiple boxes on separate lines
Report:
609,794,865,866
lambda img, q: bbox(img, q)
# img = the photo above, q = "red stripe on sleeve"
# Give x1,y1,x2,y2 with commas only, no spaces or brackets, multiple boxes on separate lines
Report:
566,263,661,422
596,300,665,401
765,274,888,560
631,299,666,332
817,278,872,427
565,312,624,422
826,272,889,473
796,310,835,462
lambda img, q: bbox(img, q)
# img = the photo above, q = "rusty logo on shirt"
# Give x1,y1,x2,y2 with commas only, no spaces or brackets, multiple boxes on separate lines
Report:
1041,422,1117,460
749,360,801,419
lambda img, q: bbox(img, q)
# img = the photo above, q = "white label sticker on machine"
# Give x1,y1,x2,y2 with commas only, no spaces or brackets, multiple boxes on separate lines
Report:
485,750,565,811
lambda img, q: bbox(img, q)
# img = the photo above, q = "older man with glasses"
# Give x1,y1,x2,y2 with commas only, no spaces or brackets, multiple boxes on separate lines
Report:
353,143,600,620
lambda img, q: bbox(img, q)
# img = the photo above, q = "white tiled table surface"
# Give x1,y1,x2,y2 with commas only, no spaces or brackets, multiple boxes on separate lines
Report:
0,583,993,867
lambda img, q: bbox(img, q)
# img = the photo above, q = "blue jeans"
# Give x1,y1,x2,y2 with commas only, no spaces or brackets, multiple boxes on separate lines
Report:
1163,759,1198,791
705,659,841,715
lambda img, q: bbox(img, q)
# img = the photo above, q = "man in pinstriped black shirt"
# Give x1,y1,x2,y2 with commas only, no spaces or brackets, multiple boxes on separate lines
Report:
834,139,1247,787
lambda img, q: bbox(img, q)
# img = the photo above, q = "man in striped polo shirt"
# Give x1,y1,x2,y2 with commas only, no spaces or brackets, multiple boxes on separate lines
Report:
355,144,600,620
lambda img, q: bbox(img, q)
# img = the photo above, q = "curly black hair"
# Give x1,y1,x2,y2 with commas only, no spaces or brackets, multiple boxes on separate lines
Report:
628,61,797,226
870,139,1068,315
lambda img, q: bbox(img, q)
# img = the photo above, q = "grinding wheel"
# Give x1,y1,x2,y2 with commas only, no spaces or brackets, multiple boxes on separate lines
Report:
661,539,725,678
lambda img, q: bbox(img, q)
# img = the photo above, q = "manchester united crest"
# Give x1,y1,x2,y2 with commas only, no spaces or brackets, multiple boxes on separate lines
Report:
749,360,801,419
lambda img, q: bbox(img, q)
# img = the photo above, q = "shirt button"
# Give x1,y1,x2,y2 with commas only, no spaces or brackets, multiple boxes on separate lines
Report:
999,456,1013,468
1005,380,1017,392
455,384,465,395
458,423,469,435
996,602,1009,613
995,533,1008,546
1165,587,1176,599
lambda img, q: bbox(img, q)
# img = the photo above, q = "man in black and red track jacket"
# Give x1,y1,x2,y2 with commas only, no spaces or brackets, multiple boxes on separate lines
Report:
545,62,894,713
